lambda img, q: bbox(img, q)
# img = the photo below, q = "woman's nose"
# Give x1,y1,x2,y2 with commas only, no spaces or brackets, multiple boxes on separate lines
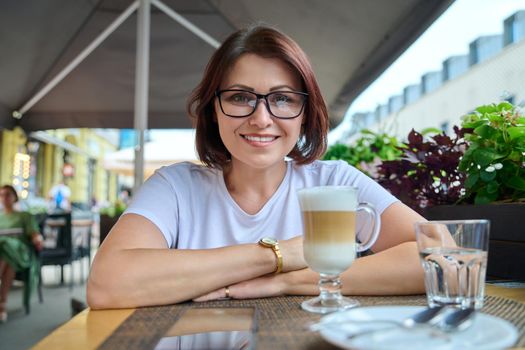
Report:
248,99,273,128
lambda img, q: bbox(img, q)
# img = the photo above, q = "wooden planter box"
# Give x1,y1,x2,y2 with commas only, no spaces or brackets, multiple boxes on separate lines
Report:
424,203,525,281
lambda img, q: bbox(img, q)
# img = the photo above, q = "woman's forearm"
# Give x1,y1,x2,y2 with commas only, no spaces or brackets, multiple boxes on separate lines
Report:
284,242,425,296
87,244,277,309
344,241,425,295
88,213,308,309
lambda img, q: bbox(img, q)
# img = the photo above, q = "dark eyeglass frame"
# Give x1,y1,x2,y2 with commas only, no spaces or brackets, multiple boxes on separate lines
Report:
215,89,308,119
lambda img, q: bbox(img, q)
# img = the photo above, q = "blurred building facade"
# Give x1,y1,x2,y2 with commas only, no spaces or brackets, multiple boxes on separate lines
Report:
0,127,119,209
337,10,525,142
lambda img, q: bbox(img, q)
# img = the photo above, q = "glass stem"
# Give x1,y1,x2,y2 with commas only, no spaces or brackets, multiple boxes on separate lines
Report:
319,273,343,305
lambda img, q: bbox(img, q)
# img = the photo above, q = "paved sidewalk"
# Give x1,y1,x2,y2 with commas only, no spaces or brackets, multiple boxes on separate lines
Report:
0,260,89,350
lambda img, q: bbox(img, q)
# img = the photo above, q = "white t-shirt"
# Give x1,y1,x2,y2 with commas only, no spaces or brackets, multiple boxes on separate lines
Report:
124,160,398,249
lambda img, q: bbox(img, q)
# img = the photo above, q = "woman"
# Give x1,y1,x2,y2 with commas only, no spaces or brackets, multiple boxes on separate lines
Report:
0,185,43,322
87,26,425,309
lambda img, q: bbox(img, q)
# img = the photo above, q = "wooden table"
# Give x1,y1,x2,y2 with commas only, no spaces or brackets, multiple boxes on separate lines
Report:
32,285,525,350
485,284,525,304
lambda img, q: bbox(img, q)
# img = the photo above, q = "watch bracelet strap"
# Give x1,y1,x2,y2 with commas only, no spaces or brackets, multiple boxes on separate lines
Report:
273,244,283,274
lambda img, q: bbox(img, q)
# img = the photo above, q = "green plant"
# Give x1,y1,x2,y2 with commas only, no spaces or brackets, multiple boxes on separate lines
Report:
459,102,525,204
100,200,127,218
323,129,402,177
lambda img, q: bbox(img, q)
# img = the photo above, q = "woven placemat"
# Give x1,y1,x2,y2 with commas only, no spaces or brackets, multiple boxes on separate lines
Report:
98,295,525,349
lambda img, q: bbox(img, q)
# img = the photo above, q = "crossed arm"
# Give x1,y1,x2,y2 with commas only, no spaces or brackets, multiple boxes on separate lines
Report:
87,202,425,309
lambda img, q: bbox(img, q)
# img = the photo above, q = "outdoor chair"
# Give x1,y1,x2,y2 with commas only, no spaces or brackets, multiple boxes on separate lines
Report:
71,218,93,282
14,247,43,314
39,212,80,290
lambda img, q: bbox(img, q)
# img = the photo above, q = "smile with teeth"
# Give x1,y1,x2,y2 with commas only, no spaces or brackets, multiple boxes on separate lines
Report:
242,135,278,142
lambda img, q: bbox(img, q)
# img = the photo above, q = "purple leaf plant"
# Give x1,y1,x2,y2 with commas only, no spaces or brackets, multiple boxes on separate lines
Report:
376,127,468,214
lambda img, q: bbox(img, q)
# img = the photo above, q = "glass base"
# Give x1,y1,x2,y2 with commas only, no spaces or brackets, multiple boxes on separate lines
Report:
301,295,360,314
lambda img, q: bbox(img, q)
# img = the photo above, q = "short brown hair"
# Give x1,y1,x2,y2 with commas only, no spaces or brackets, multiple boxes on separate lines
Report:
187,25,329,169
1,185,19,202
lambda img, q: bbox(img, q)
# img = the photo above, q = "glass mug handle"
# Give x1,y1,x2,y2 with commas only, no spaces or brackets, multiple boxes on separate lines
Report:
356,202,380,252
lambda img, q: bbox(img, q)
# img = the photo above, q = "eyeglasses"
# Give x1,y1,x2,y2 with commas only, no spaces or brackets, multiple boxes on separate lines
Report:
215,89,308,119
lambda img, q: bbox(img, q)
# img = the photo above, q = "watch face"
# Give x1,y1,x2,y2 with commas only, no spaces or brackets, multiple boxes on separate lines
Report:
261,237,277,246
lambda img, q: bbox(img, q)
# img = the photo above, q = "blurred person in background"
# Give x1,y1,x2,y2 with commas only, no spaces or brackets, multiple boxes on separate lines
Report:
0,185,43,322
48,181,71,212
118,187,132,206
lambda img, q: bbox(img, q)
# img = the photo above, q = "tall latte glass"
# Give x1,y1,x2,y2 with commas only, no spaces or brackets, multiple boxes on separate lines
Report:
298,186,380,314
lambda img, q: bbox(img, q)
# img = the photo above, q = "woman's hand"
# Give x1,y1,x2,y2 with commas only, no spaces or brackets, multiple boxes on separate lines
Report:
193,268,319,302
193,273,287,302
31,233,44,251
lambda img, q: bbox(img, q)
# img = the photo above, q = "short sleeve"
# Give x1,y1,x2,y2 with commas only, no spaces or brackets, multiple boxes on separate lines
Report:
124,171,179,247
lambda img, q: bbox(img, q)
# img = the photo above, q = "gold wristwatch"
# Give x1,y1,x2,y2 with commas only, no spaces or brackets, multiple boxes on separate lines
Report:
258,237,283,274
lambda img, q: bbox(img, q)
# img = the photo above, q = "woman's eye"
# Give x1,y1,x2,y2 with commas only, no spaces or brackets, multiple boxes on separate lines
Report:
271,93,295,106
229,93,252,104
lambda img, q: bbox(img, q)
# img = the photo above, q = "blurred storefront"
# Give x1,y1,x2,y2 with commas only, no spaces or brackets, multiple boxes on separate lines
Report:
0,127,119,209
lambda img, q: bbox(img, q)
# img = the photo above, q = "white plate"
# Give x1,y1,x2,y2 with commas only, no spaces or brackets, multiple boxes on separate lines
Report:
319,306,518,350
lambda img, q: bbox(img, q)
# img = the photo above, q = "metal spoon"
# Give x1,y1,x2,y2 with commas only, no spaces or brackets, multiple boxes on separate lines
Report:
344,306,448,340
439,307,475,332
345,307,475,341
308,305,445,332
402,305,448,327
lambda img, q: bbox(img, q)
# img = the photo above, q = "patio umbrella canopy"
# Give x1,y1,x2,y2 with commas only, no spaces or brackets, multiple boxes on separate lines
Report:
103,129,198,177
0,0,452,131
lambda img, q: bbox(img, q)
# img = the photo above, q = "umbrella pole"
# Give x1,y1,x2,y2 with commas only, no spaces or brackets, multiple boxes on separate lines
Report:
133,0,150,193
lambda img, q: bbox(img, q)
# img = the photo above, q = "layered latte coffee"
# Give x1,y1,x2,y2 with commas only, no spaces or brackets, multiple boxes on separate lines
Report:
302,211,356,274
298,187,357,275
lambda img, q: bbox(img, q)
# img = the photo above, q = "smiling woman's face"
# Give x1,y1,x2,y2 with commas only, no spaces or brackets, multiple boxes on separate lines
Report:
215,53,304,171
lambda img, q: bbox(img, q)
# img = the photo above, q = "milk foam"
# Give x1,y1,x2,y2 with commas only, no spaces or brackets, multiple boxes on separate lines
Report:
303,242,356,274
298,186,357,211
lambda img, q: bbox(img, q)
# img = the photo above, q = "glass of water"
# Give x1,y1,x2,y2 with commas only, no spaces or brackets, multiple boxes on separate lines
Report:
415,220,490,310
